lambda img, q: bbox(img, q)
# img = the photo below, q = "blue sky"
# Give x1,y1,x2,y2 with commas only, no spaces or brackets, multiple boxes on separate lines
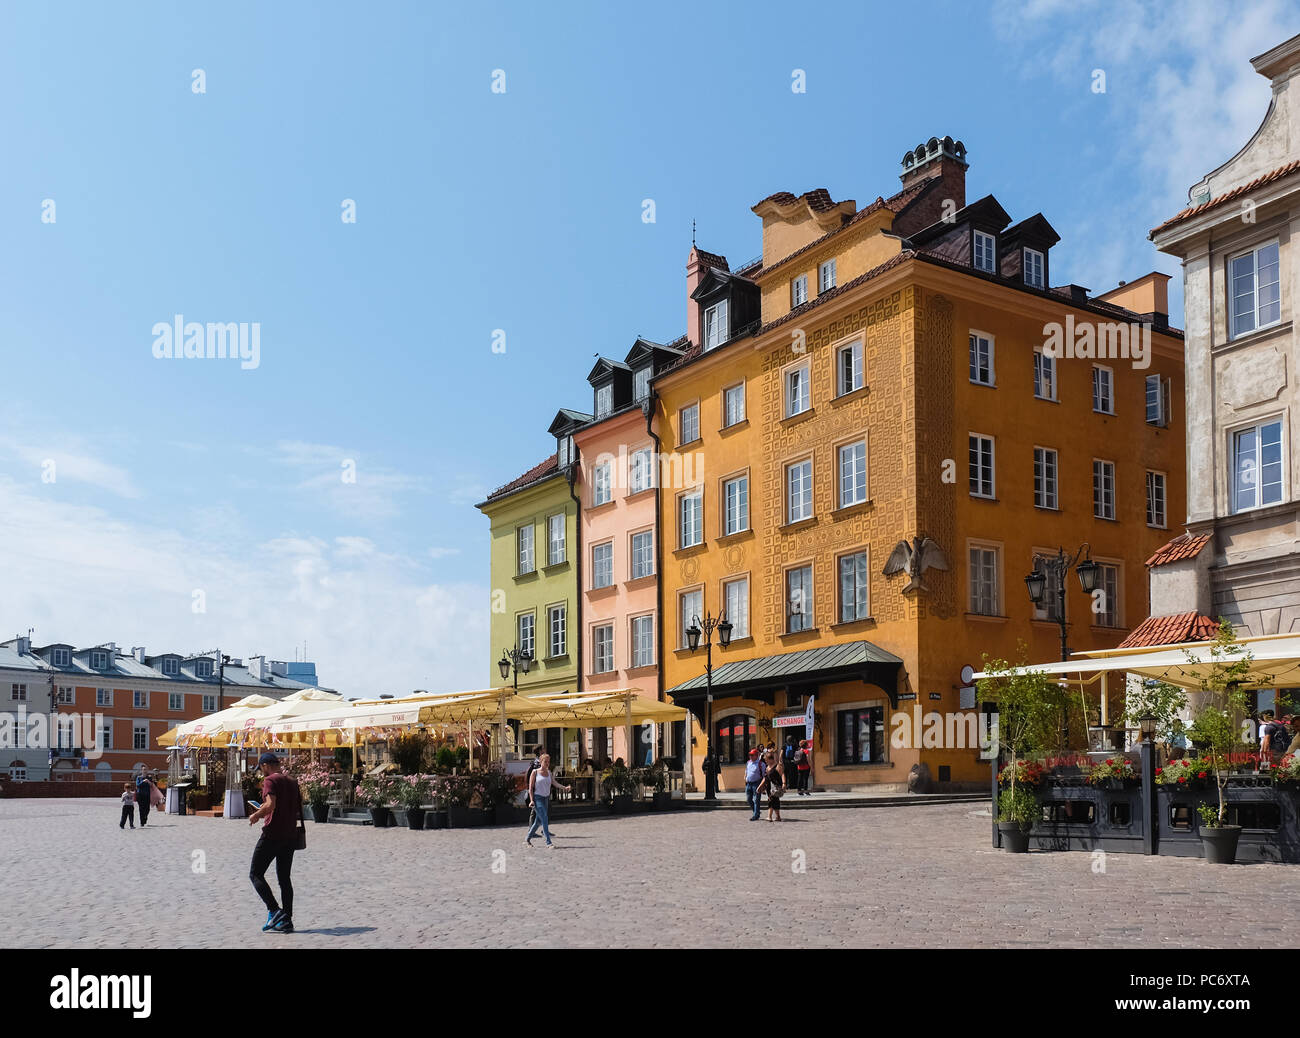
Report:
0,0,1292,696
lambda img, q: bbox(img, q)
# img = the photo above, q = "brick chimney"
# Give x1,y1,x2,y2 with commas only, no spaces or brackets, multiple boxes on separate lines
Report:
898,136,968,218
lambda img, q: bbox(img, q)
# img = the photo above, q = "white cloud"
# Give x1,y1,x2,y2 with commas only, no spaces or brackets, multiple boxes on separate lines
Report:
267,439,429,521
0,436,140,498
0,475,488,698
428,546,461,560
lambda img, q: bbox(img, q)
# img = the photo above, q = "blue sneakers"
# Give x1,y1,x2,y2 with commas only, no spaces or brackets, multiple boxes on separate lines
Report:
270,915,294,934
262,910,282,932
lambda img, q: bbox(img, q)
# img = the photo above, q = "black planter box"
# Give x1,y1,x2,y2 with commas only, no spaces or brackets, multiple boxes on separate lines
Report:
1030,783,1145,853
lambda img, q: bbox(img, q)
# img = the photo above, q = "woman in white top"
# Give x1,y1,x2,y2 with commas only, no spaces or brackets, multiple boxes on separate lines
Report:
526,753,570,848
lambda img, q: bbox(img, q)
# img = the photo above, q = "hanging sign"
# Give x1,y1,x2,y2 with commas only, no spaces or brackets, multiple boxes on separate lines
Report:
805,695,815,742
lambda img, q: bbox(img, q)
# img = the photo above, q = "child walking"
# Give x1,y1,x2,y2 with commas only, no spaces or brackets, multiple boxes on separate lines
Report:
119,784,135,829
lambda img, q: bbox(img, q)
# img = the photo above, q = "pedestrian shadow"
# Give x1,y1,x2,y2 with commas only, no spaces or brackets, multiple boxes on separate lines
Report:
293,926,378,936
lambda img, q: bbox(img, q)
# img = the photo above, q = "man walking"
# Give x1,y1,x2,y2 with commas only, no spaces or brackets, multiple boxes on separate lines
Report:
247,751,302,934
135,770,153,826
744,748,764,821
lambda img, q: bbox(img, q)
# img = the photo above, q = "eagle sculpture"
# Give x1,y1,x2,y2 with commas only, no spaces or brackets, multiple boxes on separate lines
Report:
883,535,949,594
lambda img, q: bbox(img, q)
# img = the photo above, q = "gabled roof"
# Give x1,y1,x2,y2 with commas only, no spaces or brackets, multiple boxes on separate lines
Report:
1151,159,1300,237
909,194,1011,245
689,265,756,302
548,409,592,436
478,454,561,506
1001,212,1061,247
625,336,687,369
1118,612,1220,649
586,356,631,383
1145,532,1212,569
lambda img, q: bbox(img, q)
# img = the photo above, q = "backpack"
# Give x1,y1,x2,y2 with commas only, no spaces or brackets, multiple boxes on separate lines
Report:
1268,723,1290,753
793,748,806,764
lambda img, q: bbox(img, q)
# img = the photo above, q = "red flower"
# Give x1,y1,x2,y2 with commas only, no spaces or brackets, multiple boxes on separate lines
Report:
1198,771,1207,779
1155,768,1163,775
1178,777,1187,783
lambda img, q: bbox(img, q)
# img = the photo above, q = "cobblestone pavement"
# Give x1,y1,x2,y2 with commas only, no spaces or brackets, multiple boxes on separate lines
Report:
3,798,1293,948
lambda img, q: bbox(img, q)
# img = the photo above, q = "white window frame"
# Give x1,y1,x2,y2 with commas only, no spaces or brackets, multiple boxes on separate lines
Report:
791,275,808,307
836,339,864,396
547,604,567,659
547,512,566,566
723,576,750,640
679,403,700,445
630,614,655,669
678,490,703,549
592,463,612,506
1145,374,1170,427
678,588,703,649
52,647,71,667
786,458,813,524
968,433,996,499
1033,446,1058,510
133,723,148,751
161,657,179,676
1030,546,1066,624
1231,418,1285,513
838,550,870,623
517,523,536,574
10,683,27,701
1093,459,1116,520
967,542,1002,617
629,447,654,495
1033,348,1057,401
90,650,107,670
630,529,654,580
786,564,814,632
96,687,112,707
201,694,218,713
838,440,867,508
168,692,183,711
723,474,749,535
57,686,74,705
968,331,995,386
194,658,213,679
633,366,650,402
722,383,746,428
594,383,613,418
1095,561,1123,628
1024,247,1044,288
704,299,729,350
973,230,996,273
591,541,614,590
592,624,614,674
818,258,837,293
1146,470,1167,529
785,363,810,418
1092,365,1114,415
133,690,148,709
1229,239,1281,340
517,612,536,659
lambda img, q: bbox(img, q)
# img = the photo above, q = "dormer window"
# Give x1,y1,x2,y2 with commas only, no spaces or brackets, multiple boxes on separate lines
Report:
818,259,837,293
51,648,70,667
791,275,808,307
90,650,108,670
633,367,650,402
704,299,729,351
195,659,214,679
161,657,179,677
595,384,613,418
1024,248,1045,288
973,231,997,273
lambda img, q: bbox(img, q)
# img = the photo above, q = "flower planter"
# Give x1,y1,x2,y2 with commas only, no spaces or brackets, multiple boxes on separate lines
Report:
428,809,448,830
406,807,426,831
651,791,672,811
367,806,391,828
309,802,330,823
447,806,487,828
608,794,633,814
997,822,1031,853
1200,824,1242,864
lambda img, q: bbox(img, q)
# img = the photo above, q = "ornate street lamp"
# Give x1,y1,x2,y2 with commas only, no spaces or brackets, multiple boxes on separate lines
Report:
1023,544,1097,749
687,612,732,801
498,647,532,689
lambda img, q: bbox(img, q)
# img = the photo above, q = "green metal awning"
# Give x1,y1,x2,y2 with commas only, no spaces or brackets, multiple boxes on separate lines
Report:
665,640,903,703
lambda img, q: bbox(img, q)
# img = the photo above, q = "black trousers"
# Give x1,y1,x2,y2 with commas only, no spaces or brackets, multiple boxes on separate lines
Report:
249,835,296,918
120,805,134,828
136,797,150,824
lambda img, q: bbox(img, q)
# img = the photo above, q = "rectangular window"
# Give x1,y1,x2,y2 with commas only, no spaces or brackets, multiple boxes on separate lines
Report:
1033,349,1056,401
629,448,653,494
723,475,749,535
548,605,567,658
591,542,614,589
161,657,179,676
839,551,870,623
1096,563,1121,627
679,403,700,444
1092,365,1114,414
10,683,26,701
1024,248,1045,288
837,706,885,765
52,647,70,667
724,577,749,639
1146,471,1167,528
517,613,535,659
837,340,864,396
679,589,702,648
786,459,813,523
715,715,757,766
517,524,535,574
969,546,1000,616
1032,559,1064,623
818,258,837,293
704,298,729,350
133,724,148,751
194,659,213,678
723,383,745,427
1145,374,1170,426
631,615,654,668
547,513,566,565
1033,447,1058,510
96,688,112,707
1231,240,1281,339
593,625,614,673
785,365,810,417
630,530,654,579
787,565,813,632
595,383,613,418
968,332,994,385
558,435,572,468
99,722,112,751
57,686,74,705
133,690,148,709
1093,459,1116,519
791,275,808,307
973,230,996,272
90,650,107,669
678,491,703,548
1233,420,1284,512
201,694,217,713
168,692,183,711
968,434,995,499
592,463,612,506
838,440,867,507
633,367,650,402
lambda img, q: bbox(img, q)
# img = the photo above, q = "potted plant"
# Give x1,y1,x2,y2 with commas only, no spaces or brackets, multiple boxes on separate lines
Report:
996,785,1039,852
600,761,636,813
396,774,430,830
442,774,488,827
1085,756,1138,790
996,759,1046,789
1185,622,1253,865
356,775,395,828
297,762,336,823
1273,754,1300,789
978,646,1067,852
646,759,672,810
483,764,526,824
1154,756,1214,791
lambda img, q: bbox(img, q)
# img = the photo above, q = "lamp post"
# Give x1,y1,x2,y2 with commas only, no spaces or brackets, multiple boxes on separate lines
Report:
686,611,733,802
498,646,532,760
1138,712,1158,855
1023,545,1100,749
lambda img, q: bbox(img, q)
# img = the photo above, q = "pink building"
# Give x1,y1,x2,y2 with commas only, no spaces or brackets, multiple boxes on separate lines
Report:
574,339,686,766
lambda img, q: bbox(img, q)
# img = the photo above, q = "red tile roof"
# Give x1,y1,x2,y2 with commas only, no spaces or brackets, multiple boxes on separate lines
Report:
694,249,729,272
1119,612,1220,649
1145,532,1212,569
482,454,559,504
1150,159,1300,236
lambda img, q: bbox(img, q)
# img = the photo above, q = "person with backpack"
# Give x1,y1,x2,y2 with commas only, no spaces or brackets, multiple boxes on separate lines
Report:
247,751,304,934
1261,712,1288,763
794,739,812,795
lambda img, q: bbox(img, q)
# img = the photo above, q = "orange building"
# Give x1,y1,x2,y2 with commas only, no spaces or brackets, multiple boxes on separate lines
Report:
655,137,1186,792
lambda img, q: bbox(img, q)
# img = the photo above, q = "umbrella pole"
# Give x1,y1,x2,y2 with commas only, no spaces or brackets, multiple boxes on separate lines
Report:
625,692,633,768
